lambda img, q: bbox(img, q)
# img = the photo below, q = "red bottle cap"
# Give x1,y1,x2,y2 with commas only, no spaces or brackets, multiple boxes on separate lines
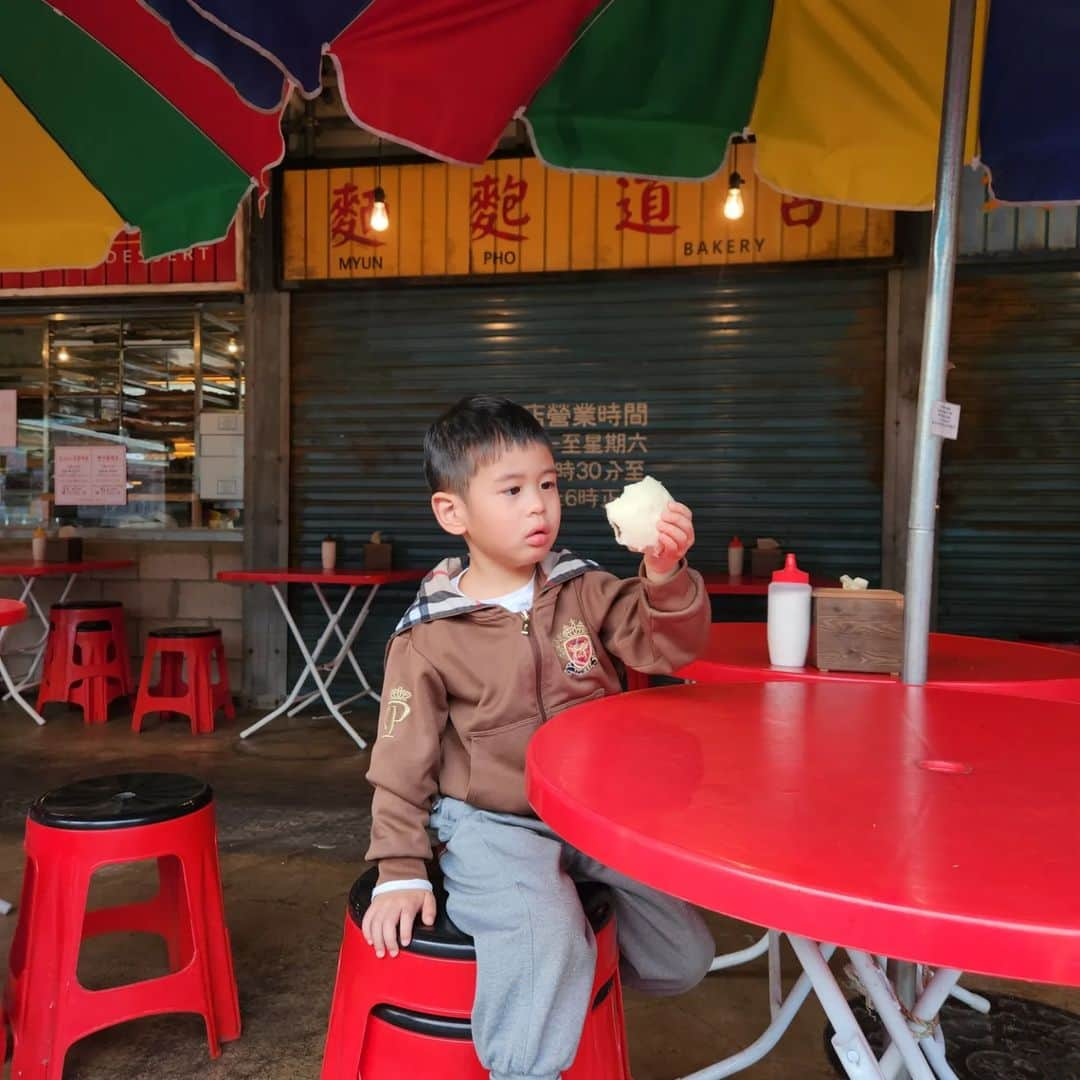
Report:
728,536,743,548
771,553,809,584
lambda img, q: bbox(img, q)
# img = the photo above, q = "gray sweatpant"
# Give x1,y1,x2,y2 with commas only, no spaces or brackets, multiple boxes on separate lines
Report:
429,795,715,1080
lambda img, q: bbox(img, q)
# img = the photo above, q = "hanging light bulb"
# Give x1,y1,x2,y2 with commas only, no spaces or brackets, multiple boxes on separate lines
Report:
57,346,70,362
227,337,239,355
723,171,745,221
370,186,390,232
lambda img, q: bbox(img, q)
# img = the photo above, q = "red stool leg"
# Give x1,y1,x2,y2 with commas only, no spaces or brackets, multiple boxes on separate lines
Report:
67,631,126,725
7,851,92,1080
111,611,135,696
212,638,236,721
159,650,186,725
192,643,216,735
134,646,196,731
156,855,195,973
179,817,241,1043
157,651,181,697
321,915,379,1080
132,638,162,733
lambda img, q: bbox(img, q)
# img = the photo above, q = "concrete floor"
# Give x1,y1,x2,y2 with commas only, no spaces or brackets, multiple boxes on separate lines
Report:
0,700,1076,1080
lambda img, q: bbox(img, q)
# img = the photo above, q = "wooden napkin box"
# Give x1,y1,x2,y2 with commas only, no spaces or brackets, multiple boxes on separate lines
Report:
43,538,83,563
813,588,904,674
362,542,392,570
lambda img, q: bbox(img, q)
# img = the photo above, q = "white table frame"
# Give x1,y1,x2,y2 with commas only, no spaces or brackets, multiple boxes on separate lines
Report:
0,570,81,726
686,933,988,1080
239,580,386,750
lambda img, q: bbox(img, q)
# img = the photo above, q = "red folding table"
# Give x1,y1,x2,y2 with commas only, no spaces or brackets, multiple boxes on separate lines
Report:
217,568,425,749
527,682,1080,1080
0,560,134,725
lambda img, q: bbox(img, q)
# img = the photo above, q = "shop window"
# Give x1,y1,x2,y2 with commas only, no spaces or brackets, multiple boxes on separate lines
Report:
0,305,244,531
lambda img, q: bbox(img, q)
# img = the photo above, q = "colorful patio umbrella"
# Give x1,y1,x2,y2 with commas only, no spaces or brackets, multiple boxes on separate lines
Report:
140,0,611,165
0,0,286,271
150,0,1080,210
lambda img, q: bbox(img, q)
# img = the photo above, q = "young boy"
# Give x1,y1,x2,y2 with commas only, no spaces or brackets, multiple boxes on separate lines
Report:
363,394,714,1080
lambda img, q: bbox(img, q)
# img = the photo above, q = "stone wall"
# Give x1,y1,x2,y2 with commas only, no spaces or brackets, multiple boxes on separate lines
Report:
0,538,244,693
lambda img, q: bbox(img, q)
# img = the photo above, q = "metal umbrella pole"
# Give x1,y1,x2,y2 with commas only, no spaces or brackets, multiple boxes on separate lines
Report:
902,0,978,686
894,2,979,1074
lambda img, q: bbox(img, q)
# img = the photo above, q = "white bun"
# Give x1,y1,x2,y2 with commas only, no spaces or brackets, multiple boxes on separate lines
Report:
604,476,672,551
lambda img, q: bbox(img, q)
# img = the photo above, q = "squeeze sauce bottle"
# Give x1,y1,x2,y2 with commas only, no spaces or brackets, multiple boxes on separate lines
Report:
767,553,811,668
727,536,744,576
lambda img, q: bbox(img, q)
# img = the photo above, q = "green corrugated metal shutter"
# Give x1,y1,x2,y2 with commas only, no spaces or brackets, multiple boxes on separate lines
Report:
938,265,1080,641
290,267,886,687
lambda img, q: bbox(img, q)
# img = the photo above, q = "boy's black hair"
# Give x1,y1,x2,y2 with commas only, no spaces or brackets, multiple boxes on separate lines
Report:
424,394,553,495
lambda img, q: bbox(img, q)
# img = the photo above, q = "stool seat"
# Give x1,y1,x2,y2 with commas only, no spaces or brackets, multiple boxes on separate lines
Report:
30,773,213,830
149,627,222,639
349,865,613,962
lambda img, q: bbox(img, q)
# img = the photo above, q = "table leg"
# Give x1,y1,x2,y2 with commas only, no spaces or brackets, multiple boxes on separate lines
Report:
0,631,45,726
287,582,382,715
888,959,919,1080
279,585,359,719
9,572,77,695
240,584,368,750
708,930,770,973
874,963,963,1080
785,936,895,1080
678,944,837,1079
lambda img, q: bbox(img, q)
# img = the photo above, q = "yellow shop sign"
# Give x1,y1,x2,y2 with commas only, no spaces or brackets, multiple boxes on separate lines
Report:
282,148,893,282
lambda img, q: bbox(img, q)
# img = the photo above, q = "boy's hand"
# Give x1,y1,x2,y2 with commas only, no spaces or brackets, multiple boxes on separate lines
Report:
362,889,437,958
644,502,695,583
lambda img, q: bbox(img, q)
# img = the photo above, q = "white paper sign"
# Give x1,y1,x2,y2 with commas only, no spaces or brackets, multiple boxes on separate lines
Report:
931,400,961,440
0,389,16,448
54,446,128,506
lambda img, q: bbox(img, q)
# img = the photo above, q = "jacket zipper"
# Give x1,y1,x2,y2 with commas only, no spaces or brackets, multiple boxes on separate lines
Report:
520,609,547,723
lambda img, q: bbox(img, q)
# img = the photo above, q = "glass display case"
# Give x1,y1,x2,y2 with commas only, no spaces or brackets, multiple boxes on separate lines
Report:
0,304,244,530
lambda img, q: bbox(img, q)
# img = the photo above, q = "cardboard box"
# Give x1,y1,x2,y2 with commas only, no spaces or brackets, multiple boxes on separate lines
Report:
363,542,393,570
813,588,904,674
750,546,785,578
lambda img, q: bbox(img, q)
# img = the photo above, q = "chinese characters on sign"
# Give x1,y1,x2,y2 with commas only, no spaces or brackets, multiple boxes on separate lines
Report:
616,179,678,235
282,146,895,281
331,183,386,249
524,401,650,509
471,173,531,243
54,446,128,507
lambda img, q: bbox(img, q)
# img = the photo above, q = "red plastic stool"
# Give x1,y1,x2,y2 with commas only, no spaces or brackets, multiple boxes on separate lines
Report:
321,867,632,1080
132,627,235,735
37,601,134,714
3,773,241,1080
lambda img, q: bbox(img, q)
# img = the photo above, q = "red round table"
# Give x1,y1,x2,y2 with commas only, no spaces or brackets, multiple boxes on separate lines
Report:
527,682,1080,1077
675,622,1080,702
0,599,27,626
